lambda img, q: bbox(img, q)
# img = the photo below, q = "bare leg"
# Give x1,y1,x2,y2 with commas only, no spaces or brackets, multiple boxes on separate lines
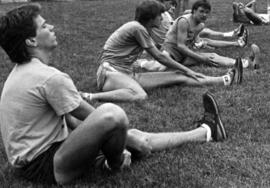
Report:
183,53,235,67
243,4,264,25
199,28,229,38
202,38,241,48
89,70,228,102
126,128,207,152
135,71,225,89
93,71,148,102
245,0,256,10
54,103,128,184
126,91,228,155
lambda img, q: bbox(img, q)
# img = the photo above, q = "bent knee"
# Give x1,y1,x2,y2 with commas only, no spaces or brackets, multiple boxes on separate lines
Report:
133,92,148,101
127,88,148,101
98,103,129,129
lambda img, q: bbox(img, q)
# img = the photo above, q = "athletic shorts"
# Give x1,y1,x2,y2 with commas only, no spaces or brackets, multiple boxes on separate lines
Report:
14,141,63,185
162,43,187,63
14,142,107,185
96,62,137,91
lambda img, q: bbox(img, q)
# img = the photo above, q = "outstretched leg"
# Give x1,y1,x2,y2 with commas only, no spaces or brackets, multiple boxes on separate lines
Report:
126,92,228,155
199,24,245,38
183,53,236,67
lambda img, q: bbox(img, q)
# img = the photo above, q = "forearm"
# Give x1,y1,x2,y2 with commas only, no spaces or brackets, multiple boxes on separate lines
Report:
156,53,193,73
177,44,204,62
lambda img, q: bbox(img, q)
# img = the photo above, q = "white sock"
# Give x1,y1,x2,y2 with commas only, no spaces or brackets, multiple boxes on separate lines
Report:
242,58,249,68
201,123,212,142
223,74,232,86
223,31,234,37
81,92,93,101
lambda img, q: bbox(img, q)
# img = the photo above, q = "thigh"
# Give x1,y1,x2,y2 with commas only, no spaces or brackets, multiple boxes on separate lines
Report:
54,103,127,184
16,141,63,185
199,52,235,67
103,70,146,94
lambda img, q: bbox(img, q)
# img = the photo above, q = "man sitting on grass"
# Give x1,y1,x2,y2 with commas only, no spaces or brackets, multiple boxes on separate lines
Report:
0,3,228,185
150,0,248,50
137,0,252,72
80,0,242,103
162,0,260,69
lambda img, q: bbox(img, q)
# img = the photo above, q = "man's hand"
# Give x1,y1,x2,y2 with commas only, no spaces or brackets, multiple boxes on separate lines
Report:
185,70,205,81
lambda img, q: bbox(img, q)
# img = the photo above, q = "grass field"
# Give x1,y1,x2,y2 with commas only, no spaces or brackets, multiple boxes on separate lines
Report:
1,0,270,187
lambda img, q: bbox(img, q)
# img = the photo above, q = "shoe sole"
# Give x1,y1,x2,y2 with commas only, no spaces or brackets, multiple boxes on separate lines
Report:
238,24,245,37
251,44,261,69
236,57,243,84
204,92,227,140
242,28,249,47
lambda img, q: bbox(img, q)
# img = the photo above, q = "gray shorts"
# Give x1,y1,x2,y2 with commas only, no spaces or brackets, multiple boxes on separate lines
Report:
96,62,137,91
162,43,187,63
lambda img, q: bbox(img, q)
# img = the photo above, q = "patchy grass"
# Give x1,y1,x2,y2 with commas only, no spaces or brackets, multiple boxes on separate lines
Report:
1,0,270,187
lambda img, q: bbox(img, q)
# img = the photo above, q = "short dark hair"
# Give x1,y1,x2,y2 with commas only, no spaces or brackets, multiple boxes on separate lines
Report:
0,4,41,64
135,0,165,24
191,0,211,13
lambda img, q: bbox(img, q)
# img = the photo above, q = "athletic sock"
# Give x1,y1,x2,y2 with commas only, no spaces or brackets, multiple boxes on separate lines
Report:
223,74,232,86
201,123,212,142
223,31,234,37
242,58,249,68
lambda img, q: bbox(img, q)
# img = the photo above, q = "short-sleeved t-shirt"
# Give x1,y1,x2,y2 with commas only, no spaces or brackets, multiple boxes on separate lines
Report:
100,21,155,74
0,58,82,168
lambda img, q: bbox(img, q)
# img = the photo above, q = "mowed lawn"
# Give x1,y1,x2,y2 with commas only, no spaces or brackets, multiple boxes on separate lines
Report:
1,0,270,187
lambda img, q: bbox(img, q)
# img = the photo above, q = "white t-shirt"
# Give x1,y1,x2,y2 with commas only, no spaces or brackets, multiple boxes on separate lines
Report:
0,58,82,167
101,21,155,73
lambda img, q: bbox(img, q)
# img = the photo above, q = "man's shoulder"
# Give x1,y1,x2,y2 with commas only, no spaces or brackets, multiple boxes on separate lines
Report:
122,21,146,31
22,58,67,83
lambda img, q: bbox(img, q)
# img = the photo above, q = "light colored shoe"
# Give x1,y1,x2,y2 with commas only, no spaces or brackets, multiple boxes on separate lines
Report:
250,43,261,69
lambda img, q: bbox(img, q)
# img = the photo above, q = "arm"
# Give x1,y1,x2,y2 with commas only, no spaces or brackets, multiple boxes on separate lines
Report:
70,100,95,121
145,46,197,75
65,100,95,130
175,19,208,63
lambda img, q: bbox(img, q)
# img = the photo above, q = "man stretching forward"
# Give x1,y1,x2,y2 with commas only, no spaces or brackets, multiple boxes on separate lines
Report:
81,0,242,103
163,0,259,68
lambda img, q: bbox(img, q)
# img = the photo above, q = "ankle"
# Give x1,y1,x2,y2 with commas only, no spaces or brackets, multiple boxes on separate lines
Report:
223,74,232,86
201,123,212,142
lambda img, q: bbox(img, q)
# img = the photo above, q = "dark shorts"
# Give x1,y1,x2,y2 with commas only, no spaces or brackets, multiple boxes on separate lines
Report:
162,43,187,63
14,141,106,185
15,141,63,185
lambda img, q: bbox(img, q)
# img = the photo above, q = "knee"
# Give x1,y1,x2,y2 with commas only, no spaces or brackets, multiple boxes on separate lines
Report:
98,103,129,130
127,88,148,101
133,91,148,101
